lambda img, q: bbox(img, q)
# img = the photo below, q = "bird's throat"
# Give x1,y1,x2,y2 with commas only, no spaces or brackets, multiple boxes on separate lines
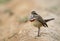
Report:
30,19,36,22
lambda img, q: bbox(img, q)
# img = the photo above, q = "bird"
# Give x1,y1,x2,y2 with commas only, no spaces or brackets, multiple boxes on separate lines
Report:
29,11,54,37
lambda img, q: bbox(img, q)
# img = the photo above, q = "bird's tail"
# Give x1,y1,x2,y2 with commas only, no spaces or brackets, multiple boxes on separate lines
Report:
44,18,55,22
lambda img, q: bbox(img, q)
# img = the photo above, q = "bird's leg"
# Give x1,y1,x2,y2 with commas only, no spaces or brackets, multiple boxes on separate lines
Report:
37,27,40,37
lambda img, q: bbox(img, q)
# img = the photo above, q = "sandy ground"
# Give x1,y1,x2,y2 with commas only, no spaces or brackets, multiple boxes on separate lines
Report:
0,0,60,41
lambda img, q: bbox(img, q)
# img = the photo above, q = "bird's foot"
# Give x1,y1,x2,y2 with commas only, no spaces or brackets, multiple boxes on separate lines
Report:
37,34,41,37
34,35,41,39
35,34,41,37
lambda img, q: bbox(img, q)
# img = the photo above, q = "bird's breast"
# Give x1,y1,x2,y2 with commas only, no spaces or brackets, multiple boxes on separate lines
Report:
31,20,42,27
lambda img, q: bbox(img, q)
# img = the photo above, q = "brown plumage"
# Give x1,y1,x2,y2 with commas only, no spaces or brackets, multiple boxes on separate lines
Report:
29,11,54,37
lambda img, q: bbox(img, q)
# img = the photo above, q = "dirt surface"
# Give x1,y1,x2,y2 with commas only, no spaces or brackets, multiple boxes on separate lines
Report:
0,0,60,41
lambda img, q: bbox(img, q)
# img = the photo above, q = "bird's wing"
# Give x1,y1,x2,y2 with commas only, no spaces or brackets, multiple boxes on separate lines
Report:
36,15,48,27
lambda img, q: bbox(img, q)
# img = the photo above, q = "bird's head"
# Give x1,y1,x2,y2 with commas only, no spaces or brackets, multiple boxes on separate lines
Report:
31,11,38,15
29,11,38,22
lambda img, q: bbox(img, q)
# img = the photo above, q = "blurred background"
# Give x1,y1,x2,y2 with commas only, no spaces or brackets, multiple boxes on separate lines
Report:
0,0,60,41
